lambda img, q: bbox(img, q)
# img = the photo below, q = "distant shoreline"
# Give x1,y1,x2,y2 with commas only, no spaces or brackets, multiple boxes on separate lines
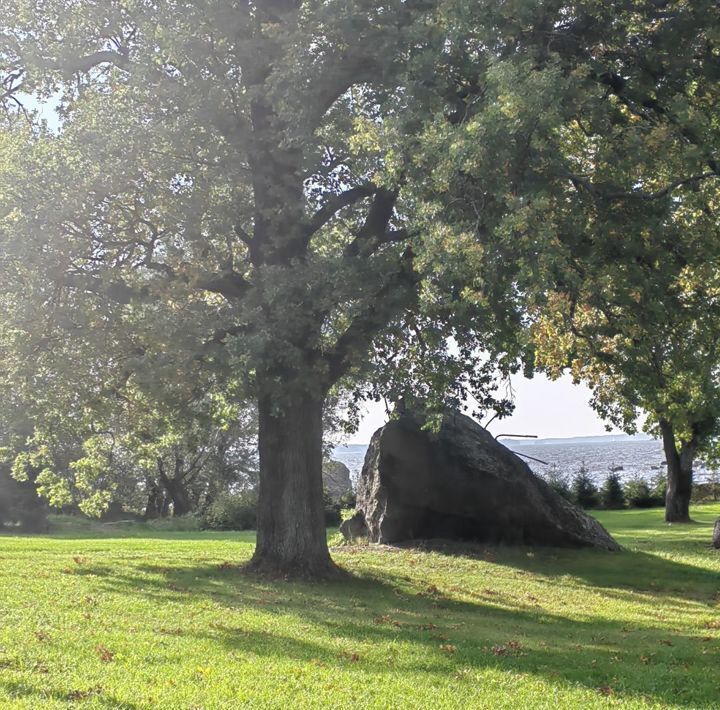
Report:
340,433,654,448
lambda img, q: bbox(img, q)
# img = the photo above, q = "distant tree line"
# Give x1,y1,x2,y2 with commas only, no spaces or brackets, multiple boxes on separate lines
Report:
543,464,720,512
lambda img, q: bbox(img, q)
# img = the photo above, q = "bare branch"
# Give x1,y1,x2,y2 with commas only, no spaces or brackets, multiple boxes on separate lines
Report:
567,171,718,202
58,49,131,74
65,274,148,304
195,270,249,300
325,249,417,384
343,187,406,257
304,183,376,239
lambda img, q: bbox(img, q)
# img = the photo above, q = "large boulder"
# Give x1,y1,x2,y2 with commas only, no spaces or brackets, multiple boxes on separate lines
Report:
322,459,353,502
351,411,620,551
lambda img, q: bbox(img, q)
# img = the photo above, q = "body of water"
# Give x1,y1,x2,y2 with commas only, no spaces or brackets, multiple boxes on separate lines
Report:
333,437,718,488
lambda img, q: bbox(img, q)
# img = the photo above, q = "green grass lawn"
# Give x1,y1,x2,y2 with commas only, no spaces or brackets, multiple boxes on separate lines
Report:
0,506,718,709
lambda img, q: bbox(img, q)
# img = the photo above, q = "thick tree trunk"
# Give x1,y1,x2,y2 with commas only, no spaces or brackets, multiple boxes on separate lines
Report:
660,421,694,523
156,459,193,517
143,482,162,520
248,387,337,578
165,478,192,517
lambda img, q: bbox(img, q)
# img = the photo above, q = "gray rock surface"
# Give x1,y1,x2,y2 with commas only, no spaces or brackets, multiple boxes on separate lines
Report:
339,511,368,542
713,519,720,549
322,459,352,502
350,411,620,550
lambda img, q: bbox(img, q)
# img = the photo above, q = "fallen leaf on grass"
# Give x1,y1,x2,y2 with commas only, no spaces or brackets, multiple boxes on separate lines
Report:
68,690,91,702
491,641,525,657
33,631,50,642
68,686,102,701
158,627,183,636
439,644,457,654
95,645,114,663
338,651,361,663
597,686,614,697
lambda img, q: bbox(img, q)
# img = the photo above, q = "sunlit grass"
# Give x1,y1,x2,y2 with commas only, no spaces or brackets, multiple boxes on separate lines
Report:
0,505,718,708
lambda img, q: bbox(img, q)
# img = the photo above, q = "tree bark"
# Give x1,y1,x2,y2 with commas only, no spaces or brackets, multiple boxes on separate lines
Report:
248,385,338,578
143,481,162,520
165,477,192,517
660,421,695,523
157,458,193,517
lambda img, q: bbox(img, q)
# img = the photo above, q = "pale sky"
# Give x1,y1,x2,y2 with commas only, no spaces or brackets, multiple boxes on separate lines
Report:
350,373,623,444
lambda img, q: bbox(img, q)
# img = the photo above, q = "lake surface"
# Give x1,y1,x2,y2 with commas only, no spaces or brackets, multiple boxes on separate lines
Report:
333,438,718,488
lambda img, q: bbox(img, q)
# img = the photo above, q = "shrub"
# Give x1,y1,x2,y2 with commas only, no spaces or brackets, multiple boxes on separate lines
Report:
601,472,626,509
0,466,49,532
543,465,572,501
572,464,599,509
323,489,357,528
201,493,257,531
147,515,202,532
623,477,659,508
650,472,667,504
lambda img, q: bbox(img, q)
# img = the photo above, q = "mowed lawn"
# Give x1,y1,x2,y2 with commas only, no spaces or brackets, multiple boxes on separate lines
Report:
0,506,719,709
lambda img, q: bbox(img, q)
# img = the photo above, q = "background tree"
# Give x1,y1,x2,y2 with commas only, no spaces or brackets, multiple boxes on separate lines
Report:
411,0,720,523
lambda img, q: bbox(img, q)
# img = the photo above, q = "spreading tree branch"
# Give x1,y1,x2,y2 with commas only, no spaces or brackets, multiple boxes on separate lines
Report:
325,249,417,384
304,183,377,239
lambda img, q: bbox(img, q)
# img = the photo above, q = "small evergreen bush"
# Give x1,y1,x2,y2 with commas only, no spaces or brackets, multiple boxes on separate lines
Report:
543,465,573,501
571,464,599,509
601,472,626,509
623,477,657,508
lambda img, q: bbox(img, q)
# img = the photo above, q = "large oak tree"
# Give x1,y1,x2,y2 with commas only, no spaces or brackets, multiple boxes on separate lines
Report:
0,0,521,576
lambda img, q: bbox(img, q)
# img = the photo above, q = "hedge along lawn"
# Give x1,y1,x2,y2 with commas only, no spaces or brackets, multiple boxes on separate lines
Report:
0,507,718,709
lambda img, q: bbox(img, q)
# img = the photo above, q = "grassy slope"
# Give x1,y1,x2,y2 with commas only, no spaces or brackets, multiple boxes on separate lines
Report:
0,506,718,709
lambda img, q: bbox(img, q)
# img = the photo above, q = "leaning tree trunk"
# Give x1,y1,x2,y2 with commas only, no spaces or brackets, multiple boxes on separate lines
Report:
248,385,336,578
660,421,695,523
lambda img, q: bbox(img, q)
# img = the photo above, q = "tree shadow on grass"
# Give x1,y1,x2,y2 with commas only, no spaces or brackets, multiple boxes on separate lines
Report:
75,551,720,709
402,538,720,599
0,679,141,709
